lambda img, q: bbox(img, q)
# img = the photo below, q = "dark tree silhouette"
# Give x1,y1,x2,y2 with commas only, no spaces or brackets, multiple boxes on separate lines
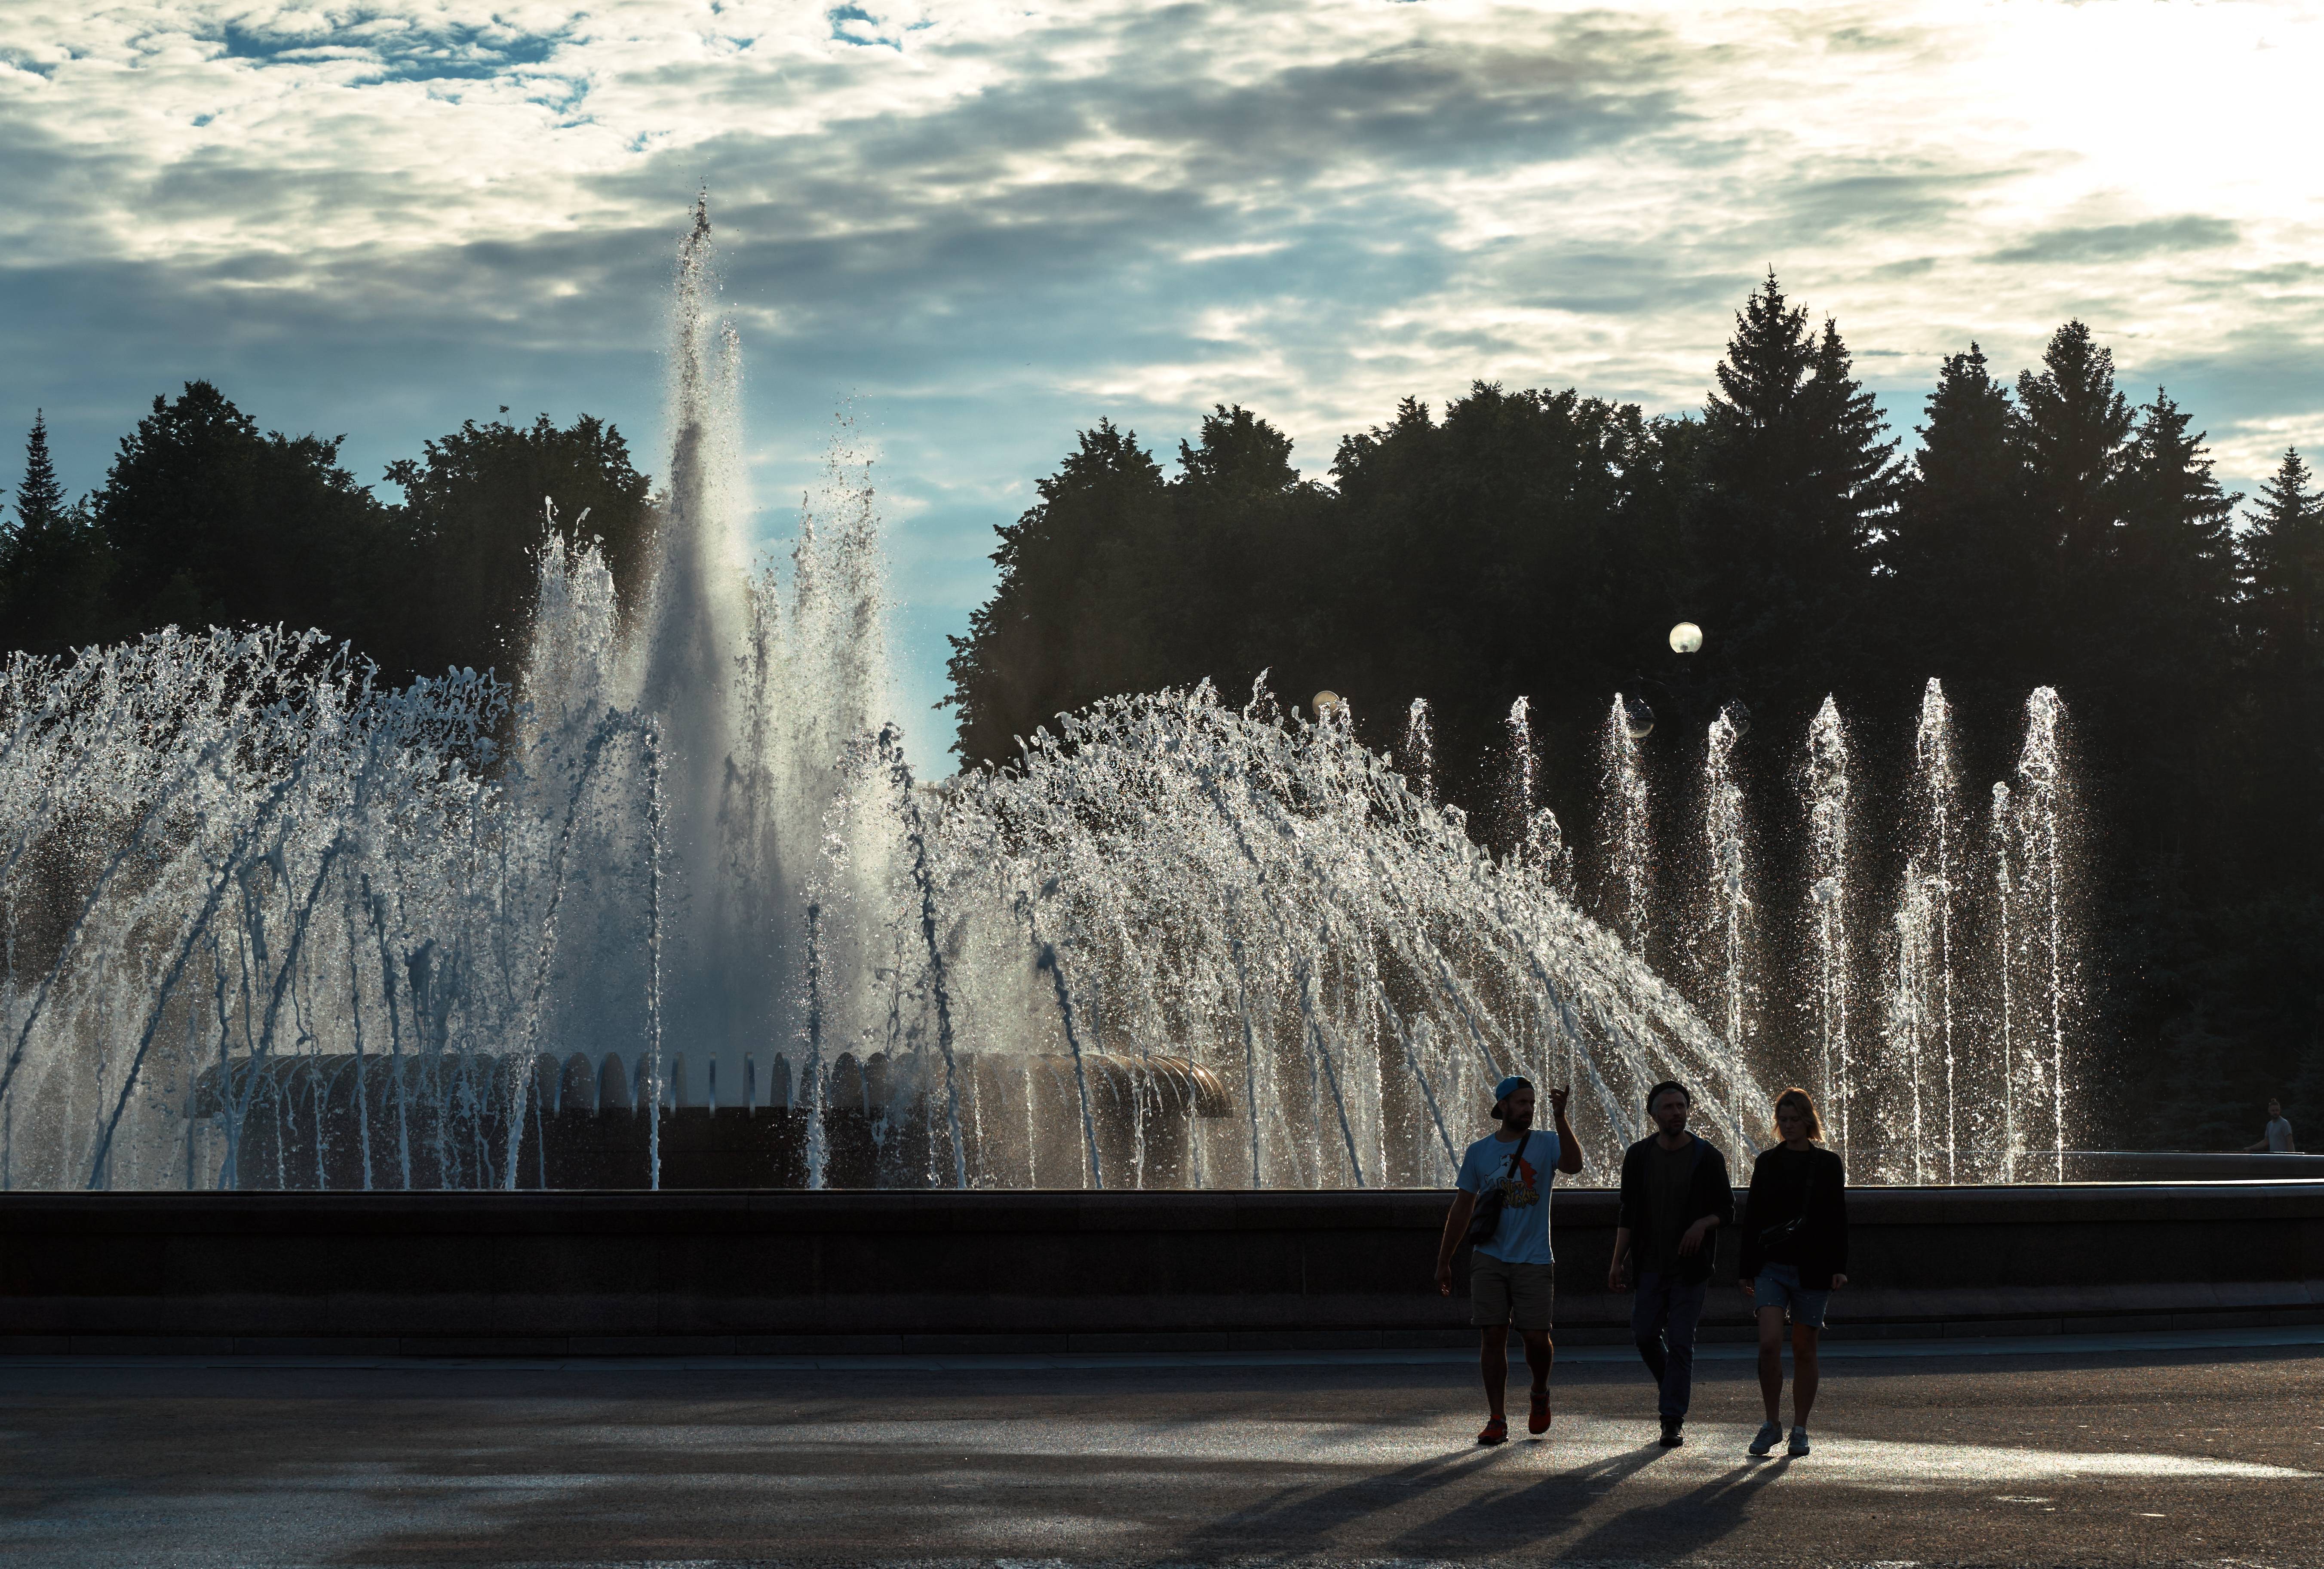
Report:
1686,272,1900,715
380,413,654,681
90,381,390,643
1881,344,2041,709
0,413,113,657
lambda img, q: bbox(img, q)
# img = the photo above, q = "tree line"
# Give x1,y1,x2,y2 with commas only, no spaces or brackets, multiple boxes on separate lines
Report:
0,382,656,684
945,272,2324,1148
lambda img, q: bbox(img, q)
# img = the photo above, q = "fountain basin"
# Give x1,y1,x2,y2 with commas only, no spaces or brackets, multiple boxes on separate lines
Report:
189,1051,1233,1191
3,1182,2318,1355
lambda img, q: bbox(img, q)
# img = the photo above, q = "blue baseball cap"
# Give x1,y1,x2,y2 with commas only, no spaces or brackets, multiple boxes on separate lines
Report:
1492,1075,1533,1110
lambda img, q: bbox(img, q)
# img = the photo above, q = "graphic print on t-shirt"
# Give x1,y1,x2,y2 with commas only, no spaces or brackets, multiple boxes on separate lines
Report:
1457,1131,1560,1266
1495,1154,1542,1209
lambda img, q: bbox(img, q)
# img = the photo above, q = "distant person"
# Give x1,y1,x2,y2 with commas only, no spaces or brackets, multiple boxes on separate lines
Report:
1739,1087,1849,1458
1608,1080,1734,1448
1436,1075,1584,1445
2244,1098,2297,1153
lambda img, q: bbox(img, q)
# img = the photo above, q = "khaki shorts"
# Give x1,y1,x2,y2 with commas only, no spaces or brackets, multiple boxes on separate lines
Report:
1469,1254,1554,1330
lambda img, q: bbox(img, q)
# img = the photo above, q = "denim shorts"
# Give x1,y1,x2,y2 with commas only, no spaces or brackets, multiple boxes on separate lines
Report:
1751,1263,1830,1328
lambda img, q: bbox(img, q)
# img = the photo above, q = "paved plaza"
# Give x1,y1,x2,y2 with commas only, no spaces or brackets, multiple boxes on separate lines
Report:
4,1329,2322,1567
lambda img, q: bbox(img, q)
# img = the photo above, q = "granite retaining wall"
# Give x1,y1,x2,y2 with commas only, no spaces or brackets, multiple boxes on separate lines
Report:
3,1182,2319,1355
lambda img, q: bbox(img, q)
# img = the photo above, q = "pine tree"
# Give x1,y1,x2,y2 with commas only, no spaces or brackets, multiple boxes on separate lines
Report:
2238,448,2324,883
2120,389,2238,607
0,412,115,655
1689,271,1899,713
6,410,65,543
2244,448,2322,662
2114,387,2240,703
1882,345,2041,701
2016,321,2134,561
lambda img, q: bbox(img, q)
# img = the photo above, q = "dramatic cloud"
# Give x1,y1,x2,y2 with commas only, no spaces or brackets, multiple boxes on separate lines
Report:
5,0,2322,761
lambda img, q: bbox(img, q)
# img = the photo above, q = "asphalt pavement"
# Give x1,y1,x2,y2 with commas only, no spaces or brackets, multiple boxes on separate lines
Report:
4,1328,2321,1568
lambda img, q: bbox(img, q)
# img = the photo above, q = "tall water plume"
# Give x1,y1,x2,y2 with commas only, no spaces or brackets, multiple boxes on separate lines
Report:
1799,696,1852,1157
1988,779,2020,1179
640,196,756,1087
2008,687,2073,1179
1702,706,1751,1116
1911,680,1960,1177
1503,696,1567,888
1599,695,1652,954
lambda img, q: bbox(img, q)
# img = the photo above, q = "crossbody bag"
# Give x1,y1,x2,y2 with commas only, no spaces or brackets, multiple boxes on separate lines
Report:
1465,1131,1537,1246
1756,1159,1819,1253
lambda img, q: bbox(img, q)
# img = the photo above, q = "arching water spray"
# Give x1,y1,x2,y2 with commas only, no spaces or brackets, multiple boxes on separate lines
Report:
1404,698,1435,803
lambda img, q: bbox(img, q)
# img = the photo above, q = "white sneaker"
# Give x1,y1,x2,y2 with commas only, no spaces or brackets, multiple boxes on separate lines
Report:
1749,1421,1782,1455
1787,1425,1810,1456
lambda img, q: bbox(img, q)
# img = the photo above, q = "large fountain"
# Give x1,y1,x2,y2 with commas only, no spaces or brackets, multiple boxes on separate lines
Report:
0,208,2080,1193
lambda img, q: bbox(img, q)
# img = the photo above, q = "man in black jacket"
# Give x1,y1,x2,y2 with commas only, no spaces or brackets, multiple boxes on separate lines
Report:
1607,1080,1734,1447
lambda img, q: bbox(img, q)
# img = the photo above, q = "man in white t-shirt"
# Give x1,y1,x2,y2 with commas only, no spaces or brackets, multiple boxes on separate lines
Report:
2245,1098,2297,1153
1434,1075,1584,1445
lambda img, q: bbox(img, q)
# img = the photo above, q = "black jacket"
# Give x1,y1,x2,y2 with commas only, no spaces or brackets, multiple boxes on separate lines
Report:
1738,1144,1849,1289
1617,1134,1736,1285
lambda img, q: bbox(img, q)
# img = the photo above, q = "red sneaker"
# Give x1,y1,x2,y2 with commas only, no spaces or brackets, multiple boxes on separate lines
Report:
1529,1388,1551,1435
1476,1416,1508,1445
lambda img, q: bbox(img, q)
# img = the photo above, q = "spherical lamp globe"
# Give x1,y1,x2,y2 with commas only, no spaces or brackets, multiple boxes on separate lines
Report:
1622,697,1655,741
1312,691,1345,721
1669,621,1704,654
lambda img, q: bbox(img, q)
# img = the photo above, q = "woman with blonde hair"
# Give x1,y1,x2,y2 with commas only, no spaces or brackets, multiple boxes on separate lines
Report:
1738,1086,1848,1457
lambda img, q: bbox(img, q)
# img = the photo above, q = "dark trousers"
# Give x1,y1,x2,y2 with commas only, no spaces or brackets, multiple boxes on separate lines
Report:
1631,1270,1709,1422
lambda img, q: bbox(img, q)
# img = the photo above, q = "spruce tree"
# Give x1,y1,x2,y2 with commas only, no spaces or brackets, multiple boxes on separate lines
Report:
0,412,115,656
2244,448,2322,661
1883,345,2041,702
2114,387,2240,715
8,410,65,541
2016,321,2134,561
1689,271,1898,713
2239,448,2324,882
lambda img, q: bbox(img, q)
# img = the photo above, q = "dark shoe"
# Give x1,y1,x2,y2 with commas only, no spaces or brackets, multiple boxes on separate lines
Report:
1528,1388,1551,1435
1658,1421,1684,1448
1477,1416,1508,1445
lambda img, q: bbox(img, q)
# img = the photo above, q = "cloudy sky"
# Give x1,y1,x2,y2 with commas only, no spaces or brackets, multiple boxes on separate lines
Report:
6,0,2322,765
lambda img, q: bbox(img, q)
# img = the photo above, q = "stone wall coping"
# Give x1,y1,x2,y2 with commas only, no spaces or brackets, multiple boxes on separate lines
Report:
5,1180,2321,1237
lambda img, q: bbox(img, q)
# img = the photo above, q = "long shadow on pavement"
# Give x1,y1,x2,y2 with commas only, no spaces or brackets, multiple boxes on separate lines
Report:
1375,1437,1674,1554
1548,1452,1798,1561
1164,1440,1527,1556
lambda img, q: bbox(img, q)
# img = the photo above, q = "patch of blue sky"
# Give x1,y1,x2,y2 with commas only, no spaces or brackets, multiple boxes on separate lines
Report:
0,47,68,79
213,18,575,85
829,5,906,51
